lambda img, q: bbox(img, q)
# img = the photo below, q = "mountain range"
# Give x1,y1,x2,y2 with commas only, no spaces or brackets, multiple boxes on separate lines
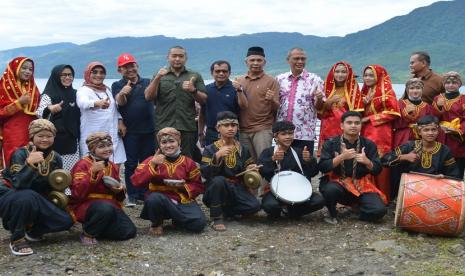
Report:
0,0,464,83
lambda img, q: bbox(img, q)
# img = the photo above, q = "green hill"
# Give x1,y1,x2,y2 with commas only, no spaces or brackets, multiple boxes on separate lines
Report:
0,0,463,83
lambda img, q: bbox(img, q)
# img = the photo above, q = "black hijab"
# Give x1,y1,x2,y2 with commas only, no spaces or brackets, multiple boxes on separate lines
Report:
42,64,80,154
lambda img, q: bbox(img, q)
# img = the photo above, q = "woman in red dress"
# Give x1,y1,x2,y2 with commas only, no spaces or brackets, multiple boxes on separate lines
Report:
0,57,39,166
393,78,435,148
361,65,400,202
317,61,363,156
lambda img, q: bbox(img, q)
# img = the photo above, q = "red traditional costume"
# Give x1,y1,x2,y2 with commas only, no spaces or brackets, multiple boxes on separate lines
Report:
0,57,39,166
393,98,435,148
131,155,204,203
69,156,125,222
361,65,400,201
318,61,363,156
433,93,465,174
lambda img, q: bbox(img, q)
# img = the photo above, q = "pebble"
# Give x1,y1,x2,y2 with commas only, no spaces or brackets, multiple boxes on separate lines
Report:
329,268,337,273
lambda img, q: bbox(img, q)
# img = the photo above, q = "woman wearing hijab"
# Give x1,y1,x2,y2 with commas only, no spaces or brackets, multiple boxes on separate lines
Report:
317,61,363,156
76,62,126,165
37,64,80,171
0,57,40,166
361,65,400,202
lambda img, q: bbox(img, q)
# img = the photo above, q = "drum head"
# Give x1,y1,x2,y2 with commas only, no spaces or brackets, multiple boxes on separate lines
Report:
270,171,312,204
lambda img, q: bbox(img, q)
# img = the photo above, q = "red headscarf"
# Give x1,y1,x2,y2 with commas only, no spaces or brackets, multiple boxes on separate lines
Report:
361,64,399,115
0,57,40,115
83,61,108,92
324,61,363,112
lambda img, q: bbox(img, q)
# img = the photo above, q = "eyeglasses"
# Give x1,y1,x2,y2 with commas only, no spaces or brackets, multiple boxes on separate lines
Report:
91,69,106,75
60,73,74,78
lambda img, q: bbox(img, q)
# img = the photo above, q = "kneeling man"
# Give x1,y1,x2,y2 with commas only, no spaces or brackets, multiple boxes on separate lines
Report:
319,111,387,224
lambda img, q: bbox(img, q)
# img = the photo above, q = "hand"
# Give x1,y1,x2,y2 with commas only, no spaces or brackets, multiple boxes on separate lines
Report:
405,103,416,114
339,143,357,160
272,146,285,161
361,117,370,124
48,101,64,114
232,79,242,92
265,88,274,101
110,184,124,194
246,164,262,171
95,97,110,109
118,120,127,137
315,89,324,100
182,76,196,93
91,160,106,174
401,150,419,163
326,95,341,106
150,149,165,166
120,80,132,96
199,133,205,148
363,90,374,105
18,93,32,105
355,147,371,166
26,145,44,166
215,145,233,159
155,67,169,79
436,96,446,108
442,126,457,134
302,146,312,162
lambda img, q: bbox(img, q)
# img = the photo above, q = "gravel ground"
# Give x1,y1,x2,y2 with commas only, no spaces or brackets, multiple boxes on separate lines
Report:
1,180,465,275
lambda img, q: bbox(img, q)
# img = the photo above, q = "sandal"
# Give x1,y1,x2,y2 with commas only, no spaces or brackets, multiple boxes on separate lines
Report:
25,232,44,242
211,219,227,231
80,233,98,246
149,226,163,236
9,238,33,256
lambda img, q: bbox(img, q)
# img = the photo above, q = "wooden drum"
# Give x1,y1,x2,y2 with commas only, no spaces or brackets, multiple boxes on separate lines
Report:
395,173,465,236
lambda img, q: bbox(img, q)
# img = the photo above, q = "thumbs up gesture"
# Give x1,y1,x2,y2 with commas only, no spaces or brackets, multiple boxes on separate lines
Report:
265,88,275,101
272,145,285,162
182,76,197,93
405,102,416,114
340,143,357,160
48,100,64,114
150,149,166,166
120,80,133,96
91,159,106,174
18,93,32,106
302,146,312,162
355,147,370,165
26,144,44,166
400,150,419,163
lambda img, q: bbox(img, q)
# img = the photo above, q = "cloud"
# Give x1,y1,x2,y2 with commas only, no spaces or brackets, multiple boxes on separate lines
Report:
0,0,442,50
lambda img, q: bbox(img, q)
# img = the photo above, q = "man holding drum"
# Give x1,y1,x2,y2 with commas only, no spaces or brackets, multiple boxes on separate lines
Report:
258,121,325,219
382,115,460,180
69,132,136,245
201,111,261,231
319,111,387,224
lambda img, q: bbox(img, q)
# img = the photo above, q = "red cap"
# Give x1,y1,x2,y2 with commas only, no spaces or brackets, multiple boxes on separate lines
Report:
117,53,136,67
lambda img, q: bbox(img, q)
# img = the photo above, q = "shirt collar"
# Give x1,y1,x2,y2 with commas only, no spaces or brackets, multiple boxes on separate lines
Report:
287,69,308,81
214,79,232,89
416,69,433,80
245,71,265,80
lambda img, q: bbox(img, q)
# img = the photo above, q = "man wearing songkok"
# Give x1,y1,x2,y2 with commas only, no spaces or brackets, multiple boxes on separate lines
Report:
319,111,387,224
201,111,261,231
257,121,325,219
70,132,136,245
0,119,73,256
236,46,280,162
131,127,206,236
382,115,460,183
432,71,465,178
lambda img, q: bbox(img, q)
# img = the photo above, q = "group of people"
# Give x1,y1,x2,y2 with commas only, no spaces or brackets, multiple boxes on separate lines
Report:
0,45,463,256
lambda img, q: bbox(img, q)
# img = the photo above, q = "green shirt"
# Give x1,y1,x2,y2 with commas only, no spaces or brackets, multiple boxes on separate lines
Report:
155,67,206,131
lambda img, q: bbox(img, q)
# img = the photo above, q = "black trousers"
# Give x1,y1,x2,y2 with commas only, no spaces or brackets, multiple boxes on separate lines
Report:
140,192,206,232
83,201,136,240
456,157,465,180
203,176,261,219
320,181,387,222
0,189,73,241
261,192,325,219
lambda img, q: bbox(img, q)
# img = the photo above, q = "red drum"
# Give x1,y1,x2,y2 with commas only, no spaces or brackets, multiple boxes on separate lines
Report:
395,173,465,236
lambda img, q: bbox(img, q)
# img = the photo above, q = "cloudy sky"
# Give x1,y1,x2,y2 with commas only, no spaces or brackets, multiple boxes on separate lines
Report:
0,0,442,51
